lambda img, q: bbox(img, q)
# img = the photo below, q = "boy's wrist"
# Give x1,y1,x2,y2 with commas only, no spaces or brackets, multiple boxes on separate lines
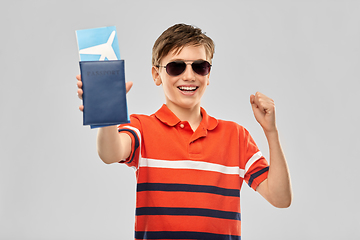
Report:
263,127,279,140
98,125,119,134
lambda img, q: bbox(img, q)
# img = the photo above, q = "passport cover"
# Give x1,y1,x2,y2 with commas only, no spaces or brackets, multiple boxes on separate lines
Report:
76,26,129,128
79,60,130,127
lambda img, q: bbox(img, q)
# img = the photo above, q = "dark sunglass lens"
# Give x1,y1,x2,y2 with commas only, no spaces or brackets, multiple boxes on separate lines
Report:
166,61,186,76
192,61,211,76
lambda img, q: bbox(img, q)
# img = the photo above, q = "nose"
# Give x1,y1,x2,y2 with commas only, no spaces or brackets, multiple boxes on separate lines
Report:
182,63,196,81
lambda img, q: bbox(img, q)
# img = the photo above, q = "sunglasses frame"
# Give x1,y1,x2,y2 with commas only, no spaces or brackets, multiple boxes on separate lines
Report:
156,60,212,76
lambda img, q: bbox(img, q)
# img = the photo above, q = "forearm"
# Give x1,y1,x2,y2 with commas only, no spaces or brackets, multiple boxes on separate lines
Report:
262,129,292,207
97,126,131,164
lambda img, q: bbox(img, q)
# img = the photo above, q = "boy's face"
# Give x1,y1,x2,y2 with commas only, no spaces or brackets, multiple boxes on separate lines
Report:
152,45,210,112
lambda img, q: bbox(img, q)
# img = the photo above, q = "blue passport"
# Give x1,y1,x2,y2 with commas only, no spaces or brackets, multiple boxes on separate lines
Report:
79,60,130,127
76,26,129,128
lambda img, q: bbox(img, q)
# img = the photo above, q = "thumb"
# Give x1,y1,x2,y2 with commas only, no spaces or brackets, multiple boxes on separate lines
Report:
250,94,257,109
126,81,133,94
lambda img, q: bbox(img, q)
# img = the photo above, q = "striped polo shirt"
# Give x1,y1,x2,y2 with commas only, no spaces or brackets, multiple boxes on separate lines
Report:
118,104,269,240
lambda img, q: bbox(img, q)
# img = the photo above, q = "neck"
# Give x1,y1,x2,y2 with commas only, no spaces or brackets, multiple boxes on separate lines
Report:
166,102,202,131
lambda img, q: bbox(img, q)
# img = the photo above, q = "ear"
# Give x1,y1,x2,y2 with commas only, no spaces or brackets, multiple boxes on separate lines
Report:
152,66,162,86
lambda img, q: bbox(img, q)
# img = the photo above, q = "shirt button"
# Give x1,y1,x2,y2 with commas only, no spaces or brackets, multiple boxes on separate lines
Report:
179,124,184,128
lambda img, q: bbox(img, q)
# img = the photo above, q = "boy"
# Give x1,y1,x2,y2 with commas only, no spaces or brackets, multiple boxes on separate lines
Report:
76,23,292,240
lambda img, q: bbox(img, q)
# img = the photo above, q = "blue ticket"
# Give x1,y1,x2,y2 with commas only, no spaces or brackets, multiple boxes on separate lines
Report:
76,26,121,61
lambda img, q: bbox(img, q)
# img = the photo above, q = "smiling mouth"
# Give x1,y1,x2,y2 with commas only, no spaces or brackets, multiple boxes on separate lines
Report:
177,86,199,92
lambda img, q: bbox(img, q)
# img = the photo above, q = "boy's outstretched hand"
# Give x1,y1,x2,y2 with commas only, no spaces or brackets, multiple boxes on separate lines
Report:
250,92,277,133
76,74,133,112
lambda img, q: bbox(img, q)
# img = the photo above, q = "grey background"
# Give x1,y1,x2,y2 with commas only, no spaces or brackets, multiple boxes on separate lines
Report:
1,0,359,239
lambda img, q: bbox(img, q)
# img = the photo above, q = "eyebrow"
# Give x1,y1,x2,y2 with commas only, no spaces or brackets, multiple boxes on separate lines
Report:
168,58,206,62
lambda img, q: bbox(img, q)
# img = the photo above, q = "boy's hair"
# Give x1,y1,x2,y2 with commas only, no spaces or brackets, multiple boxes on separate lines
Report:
152,23,215,67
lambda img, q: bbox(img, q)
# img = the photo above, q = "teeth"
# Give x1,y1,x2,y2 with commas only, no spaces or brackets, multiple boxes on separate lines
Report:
179,86,197,91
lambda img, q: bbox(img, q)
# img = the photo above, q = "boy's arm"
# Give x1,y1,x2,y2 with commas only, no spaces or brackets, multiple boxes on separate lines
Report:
97,126,132,164
250,92,292,208
76,75,133,164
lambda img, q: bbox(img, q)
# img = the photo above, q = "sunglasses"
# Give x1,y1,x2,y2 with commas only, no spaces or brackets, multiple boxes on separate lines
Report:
157,60,212,76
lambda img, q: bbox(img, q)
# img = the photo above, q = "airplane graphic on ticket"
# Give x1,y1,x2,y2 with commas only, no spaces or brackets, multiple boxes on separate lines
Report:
76,26,121,61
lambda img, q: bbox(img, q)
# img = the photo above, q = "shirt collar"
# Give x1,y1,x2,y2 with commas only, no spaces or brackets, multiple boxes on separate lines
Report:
155,104,218,130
